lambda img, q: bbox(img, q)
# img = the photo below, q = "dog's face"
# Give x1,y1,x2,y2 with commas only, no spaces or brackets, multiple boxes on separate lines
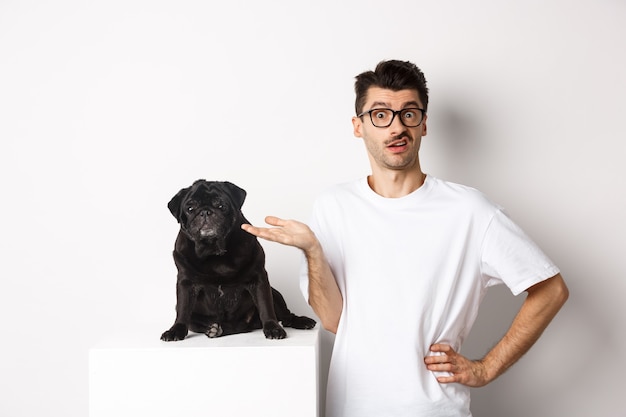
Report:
168,180,247,256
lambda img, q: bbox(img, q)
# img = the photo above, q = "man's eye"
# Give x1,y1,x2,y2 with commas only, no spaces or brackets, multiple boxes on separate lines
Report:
403,111,416,119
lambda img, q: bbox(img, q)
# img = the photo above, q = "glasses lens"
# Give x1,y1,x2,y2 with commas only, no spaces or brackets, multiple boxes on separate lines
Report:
400,109,422,127
370,109,393,127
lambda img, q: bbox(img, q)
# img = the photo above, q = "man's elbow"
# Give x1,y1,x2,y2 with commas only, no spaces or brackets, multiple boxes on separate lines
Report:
552,273,570,307
321,319,339,334
311,309,340,334
307,295,342,334
532,273,569,308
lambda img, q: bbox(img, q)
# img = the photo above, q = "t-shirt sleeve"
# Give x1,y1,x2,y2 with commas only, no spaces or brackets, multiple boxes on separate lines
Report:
299,250,310,302
480,209,560,295
299,196,344,302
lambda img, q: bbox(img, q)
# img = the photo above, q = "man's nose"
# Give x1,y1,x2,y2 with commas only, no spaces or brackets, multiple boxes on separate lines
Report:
388,113,406,133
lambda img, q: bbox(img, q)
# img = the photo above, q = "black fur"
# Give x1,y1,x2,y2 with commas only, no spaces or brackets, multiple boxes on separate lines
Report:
161,180,316,341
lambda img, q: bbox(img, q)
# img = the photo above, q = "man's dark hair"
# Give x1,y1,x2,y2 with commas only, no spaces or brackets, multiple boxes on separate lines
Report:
354,60,429,115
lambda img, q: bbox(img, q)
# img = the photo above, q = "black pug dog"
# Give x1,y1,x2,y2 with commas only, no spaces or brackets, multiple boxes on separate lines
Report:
161,179,316,341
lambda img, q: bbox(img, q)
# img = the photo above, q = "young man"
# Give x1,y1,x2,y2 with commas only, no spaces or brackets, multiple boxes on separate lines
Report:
242,60,568,417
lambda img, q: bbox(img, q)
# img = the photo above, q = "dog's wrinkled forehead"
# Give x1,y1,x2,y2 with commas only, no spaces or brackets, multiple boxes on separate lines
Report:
189,181,245,207
186,182,224,205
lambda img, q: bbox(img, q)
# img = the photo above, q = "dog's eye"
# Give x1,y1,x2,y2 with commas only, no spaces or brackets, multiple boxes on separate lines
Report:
186,205,194,212
212,199,226,210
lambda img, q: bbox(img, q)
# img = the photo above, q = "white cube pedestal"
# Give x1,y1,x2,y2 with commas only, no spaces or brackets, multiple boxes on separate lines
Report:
89,326,320,417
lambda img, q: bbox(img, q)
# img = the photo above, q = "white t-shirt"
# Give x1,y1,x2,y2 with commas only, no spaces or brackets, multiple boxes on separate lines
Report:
300,176,560,417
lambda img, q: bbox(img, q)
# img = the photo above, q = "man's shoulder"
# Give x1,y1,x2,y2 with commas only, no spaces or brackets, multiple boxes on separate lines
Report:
317,178,363,200
309,179,366,220
428,176,500,211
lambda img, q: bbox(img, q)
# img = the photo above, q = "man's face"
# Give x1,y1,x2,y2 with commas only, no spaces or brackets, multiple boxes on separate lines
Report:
352,87,427,173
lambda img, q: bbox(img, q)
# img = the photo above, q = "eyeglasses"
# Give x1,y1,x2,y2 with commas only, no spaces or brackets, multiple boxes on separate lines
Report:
357,107,425,128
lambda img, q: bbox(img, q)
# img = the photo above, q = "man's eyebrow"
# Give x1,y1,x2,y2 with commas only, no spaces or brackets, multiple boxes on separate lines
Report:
368,100,421,109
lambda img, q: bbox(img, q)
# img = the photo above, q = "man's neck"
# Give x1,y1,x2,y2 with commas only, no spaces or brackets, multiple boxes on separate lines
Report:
367,170,427,198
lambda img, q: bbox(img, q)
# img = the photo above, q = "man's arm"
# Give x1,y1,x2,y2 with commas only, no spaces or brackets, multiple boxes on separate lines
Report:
425,273,569,386
241,216,343,333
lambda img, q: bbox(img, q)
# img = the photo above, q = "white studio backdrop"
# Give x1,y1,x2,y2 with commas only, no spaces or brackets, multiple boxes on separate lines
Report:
1,1,624,416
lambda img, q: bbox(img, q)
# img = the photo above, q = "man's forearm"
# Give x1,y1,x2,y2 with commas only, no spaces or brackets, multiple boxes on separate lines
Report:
305,243,343,334
480,273,569,382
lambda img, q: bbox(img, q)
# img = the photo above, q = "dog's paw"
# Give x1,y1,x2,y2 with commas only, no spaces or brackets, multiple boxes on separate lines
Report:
205,323,223,338
263,321,287,340
290,315,317,330
161,323,188,341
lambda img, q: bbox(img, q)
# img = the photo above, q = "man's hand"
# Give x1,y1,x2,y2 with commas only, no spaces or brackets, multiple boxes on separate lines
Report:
241,216,317,252
424,344,490,387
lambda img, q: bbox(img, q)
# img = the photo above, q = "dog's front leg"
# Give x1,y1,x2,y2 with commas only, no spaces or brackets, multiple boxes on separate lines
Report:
250,273,287,339
161,277,198,341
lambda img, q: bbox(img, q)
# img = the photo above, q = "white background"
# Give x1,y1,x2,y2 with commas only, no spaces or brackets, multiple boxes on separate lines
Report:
1,1,624,416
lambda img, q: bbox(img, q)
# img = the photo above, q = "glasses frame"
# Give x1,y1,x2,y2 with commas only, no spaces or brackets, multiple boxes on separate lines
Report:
357,107,426,128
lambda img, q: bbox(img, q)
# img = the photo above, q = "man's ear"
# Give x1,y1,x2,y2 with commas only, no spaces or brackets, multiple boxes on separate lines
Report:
421,114,428,137
352,115,363,138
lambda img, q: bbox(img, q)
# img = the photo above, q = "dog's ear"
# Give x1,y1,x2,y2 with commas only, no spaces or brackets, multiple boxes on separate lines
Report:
168,186,190,221
222,181,247,209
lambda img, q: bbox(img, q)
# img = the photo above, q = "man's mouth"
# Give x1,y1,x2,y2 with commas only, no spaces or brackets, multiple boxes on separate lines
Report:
386,136,410,151
388,140,407,147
